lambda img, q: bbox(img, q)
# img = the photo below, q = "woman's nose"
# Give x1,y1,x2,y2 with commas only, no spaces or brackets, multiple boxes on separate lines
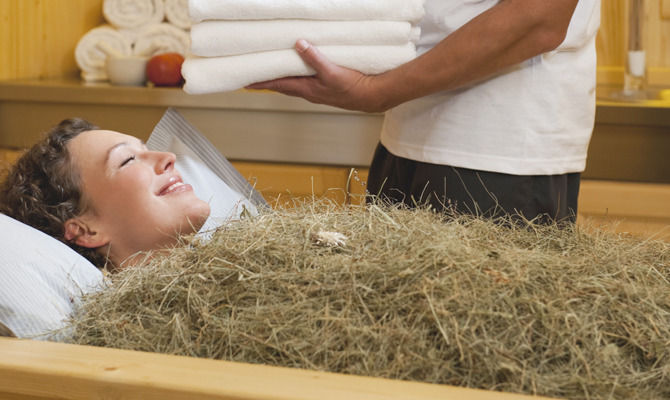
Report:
152,151,176,174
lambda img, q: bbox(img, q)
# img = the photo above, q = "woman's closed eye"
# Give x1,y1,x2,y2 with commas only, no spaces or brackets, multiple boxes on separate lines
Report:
120,155,136,167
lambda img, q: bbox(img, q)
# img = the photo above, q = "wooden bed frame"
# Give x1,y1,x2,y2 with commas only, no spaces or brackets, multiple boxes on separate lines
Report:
0,338,556,400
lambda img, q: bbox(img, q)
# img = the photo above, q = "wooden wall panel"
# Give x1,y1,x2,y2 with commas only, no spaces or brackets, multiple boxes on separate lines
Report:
231,161,354,207
647,0,670,68
0,0,104,80
0,147,24,182
597,0,626,67
1,1,669,81
597,0,670,68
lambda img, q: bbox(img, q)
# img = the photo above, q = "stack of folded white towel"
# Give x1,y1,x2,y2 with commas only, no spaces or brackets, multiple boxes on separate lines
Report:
182,0,425,95
75,0,191,82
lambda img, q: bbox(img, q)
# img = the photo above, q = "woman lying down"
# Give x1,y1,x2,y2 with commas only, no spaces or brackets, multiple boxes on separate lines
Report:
2,119,670,399
0,118,212,270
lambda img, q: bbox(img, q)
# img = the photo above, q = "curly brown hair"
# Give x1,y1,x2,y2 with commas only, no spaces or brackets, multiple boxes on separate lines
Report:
0,118,108,268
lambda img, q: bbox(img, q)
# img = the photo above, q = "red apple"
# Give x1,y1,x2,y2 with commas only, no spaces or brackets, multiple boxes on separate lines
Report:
146,53,185,87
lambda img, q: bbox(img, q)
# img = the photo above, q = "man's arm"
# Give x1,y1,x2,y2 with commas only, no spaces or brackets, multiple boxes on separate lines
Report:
247,0,579,113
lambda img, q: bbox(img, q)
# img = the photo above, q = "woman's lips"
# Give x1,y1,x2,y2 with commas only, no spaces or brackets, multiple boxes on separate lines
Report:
158,179,192,196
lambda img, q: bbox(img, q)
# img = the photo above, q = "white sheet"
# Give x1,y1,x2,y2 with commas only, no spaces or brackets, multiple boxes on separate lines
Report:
191,19,420,57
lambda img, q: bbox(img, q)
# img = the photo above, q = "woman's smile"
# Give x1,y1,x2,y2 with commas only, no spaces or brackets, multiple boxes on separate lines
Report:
67,129,211,266
157,177,192,196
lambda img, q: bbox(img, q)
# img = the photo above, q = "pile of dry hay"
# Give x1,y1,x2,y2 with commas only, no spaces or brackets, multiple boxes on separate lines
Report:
66,201,670,400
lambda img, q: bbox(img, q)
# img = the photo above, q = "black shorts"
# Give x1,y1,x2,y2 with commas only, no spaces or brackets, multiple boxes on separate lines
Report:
366,144,581,224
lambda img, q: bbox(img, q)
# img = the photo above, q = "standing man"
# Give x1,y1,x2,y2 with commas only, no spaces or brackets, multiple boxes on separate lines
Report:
249,0,601,223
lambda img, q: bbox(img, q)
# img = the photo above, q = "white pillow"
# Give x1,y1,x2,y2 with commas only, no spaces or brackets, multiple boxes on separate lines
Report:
0,213,103,340
0,108,266,339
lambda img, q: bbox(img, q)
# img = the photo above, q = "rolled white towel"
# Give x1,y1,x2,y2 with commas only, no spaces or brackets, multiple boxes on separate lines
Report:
75,25,133,82
165,0,191,30
103,0,165,30
117,27,140,45
191,20,420,57
133,23,191,57
188,0,425,23
182,43,416,94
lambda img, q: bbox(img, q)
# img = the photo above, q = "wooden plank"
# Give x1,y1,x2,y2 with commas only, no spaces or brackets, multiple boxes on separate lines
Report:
41,0,105,79
578,214,670,242
0,147,24,181
231,161,353,205
647,0,670,68
0,2,13,79
663,0,670,19
0,338,555,400
0,148,24,164
578,180,670,241
597,0,626,68
0,392,51,400
0,0,103,80
578,180,670,219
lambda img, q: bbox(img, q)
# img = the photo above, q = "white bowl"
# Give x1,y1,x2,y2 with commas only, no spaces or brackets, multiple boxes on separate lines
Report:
106,56,149,86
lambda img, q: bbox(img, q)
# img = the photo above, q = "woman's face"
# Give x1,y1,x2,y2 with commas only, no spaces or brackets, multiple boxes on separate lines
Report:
66,129,211,266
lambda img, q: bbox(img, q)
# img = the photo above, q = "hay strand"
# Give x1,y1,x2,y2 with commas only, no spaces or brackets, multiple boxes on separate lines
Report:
66,201,670,400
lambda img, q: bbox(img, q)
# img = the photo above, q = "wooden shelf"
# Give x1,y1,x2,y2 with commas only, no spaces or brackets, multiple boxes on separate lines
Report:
0,79,382,167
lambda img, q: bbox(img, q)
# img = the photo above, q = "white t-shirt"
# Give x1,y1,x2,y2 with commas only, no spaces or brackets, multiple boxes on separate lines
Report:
380,0,601,175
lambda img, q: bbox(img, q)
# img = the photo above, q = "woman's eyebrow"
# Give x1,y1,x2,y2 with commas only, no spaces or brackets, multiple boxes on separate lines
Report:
105,142,129,165
104,139,145,165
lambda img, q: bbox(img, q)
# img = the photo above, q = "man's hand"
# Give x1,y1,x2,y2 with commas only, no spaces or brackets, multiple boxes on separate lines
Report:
246,40,386,113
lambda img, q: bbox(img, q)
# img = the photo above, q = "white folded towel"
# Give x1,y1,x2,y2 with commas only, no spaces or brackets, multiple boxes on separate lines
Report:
191,20,420,57
165,0,192,30
182,43,416,94
188,0,425,23
103,0,165,30
133,23,191,57
75,25,133,82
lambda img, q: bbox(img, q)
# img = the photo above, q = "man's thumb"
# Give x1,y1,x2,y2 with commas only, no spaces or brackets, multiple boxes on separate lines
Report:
295,39,331,75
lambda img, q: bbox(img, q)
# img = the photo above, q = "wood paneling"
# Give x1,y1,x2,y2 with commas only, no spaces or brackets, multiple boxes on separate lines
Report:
1,1,669,82
231,161,357,206
0,0,104,80
597,0,627,67
0,147,23,164
578,180,670,242
647,0,670,68
0,147,23,182
597,0,670,68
